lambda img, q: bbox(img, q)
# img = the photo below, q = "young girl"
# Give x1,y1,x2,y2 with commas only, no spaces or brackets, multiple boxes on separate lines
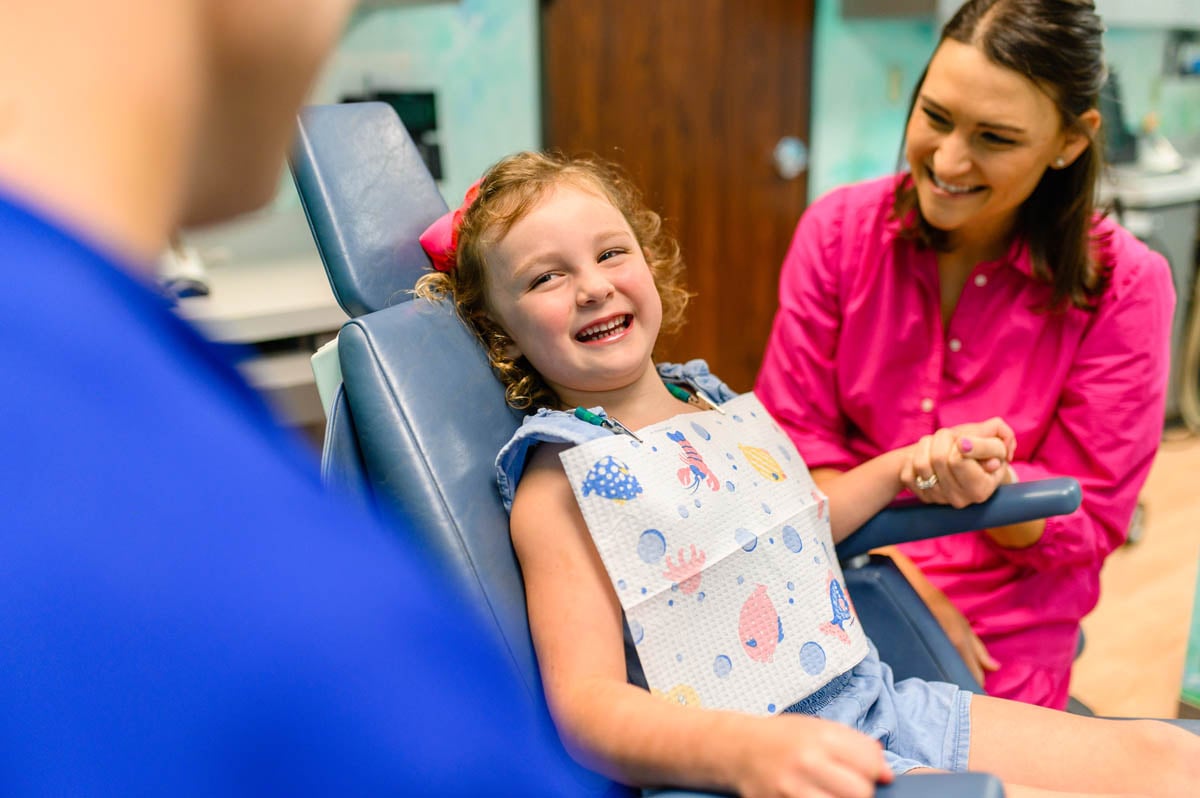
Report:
415,152,1199,798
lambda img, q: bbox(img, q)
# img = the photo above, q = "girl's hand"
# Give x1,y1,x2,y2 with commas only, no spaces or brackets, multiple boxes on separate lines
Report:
901,418,1017,508
735,714,892,798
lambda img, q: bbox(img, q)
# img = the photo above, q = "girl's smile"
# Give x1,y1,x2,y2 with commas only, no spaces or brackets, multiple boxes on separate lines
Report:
575,313,633,343
484,182,664,406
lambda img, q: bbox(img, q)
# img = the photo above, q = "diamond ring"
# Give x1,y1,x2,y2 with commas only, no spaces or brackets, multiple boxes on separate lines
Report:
914,473,939,490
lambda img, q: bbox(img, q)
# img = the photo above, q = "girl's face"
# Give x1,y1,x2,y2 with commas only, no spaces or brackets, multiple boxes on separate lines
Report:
904,39,1093,252
483,182,663,405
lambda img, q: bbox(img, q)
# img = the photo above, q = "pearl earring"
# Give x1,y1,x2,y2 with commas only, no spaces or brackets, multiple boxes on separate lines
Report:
1054,157,1066,168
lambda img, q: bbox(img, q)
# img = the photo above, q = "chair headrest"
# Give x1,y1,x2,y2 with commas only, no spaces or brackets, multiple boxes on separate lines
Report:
290,102,449,317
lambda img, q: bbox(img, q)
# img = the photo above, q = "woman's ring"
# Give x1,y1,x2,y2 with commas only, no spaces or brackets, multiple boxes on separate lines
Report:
914,473,939,490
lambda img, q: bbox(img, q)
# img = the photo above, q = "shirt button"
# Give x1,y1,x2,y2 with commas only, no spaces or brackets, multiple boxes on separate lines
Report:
974,274,988,287
920,397,934,413
948,338,962,352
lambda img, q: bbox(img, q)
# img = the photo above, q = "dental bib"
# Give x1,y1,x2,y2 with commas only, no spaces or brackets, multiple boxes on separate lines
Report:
559,392,868,715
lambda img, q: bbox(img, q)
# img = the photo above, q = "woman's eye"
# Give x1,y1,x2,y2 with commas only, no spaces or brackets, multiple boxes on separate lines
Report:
923,108,951,129
981,132,1016,146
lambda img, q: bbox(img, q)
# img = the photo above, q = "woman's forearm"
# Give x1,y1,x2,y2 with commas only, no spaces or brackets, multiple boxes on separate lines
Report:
984,517,1046,548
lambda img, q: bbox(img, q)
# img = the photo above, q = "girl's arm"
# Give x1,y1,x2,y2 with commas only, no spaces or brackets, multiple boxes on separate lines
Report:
511,443,891,797
814,427,1011,543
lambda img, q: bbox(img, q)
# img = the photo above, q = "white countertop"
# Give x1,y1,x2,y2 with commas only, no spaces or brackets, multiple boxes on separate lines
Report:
1102,160,1200,208
176,255,347,344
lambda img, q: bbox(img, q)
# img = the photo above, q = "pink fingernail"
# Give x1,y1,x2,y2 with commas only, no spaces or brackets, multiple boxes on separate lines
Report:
960,438,974,453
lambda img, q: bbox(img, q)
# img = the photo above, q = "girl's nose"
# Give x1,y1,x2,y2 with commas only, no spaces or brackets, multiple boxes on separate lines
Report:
577,269,615,305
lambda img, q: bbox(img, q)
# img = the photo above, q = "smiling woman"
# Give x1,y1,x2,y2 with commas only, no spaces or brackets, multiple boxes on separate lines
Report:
903,39,1099,274
756,0,1176,710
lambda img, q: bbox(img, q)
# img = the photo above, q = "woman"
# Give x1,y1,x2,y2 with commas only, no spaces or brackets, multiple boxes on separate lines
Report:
755,0,1174,709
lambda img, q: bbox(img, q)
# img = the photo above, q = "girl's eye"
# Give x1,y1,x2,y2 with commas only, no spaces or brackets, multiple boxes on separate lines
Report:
530,272,557,288
598,248,626,263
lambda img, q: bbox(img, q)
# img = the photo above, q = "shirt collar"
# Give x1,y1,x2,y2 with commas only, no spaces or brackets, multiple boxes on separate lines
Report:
883,203,1036,280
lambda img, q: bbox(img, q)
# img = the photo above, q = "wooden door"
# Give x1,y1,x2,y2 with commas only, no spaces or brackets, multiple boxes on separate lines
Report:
542,0,815,392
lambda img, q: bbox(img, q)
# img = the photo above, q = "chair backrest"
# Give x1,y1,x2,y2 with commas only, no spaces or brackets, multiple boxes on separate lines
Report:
291,102,447,317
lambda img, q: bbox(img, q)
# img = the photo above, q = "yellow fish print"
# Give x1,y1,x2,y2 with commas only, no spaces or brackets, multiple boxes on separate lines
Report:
738,444,787,482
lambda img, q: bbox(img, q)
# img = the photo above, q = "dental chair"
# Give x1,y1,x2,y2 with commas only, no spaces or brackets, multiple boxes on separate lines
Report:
289,101,1096,798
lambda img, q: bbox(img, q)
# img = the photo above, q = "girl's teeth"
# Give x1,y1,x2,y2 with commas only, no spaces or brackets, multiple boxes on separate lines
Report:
579,317,627,341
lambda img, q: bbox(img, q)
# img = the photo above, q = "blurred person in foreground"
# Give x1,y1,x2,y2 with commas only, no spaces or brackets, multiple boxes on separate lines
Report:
0,2,584,794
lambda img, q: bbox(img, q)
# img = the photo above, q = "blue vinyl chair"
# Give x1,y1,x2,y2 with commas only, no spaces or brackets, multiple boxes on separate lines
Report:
289,101,1099,798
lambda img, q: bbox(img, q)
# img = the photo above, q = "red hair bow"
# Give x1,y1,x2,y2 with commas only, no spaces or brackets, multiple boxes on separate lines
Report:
418,180,481,273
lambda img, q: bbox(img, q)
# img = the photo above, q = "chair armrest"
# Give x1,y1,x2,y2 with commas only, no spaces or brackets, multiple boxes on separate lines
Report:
646,772,1005,797
876,773,1005,797
836,478,1081,561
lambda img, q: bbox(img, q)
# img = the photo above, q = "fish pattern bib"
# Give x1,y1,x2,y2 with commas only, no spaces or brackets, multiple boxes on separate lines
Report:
559,392,868,715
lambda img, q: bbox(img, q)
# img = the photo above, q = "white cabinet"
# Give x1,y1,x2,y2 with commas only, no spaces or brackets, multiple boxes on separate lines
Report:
844,0,1200,29
1094,0,1198,29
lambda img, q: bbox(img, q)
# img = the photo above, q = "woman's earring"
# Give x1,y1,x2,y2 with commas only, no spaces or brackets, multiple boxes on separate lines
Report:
1054,156,1066,168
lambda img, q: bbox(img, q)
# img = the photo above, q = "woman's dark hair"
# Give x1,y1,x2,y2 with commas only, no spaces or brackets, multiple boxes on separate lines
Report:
893,0,1110,309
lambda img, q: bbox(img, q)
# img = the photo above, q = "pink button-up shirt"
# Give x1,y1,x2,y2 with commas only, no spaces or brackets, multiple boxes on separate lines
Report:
755,175,1175,708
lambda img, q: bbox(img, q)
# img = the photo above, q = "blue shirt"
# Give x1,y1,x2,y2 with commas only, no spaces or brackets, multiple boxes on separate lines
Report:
0,190,583,796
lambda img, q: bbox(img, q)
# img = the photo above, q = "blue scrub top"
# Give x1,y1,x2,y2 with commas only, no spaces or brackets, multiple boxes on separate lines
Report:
0,190,585,796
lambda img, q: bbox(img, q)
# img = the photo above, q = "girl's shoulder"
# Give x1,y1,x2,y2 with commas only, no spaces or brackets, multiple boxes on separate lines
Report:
495,407,608,514
495,360,738,512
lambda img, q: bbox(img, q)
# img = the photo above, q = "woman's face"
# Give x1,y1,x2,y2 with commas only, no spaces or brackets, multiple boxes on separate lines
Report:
904,39,1087,252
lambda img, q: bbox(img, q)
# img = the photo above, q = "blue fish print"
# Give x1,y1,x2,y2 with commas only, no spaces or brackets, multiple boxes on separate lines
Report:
580,455,644,502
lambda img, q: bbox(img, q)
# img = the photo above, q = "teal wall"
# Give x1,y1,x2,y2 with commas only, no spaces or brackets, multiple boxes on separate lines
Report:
1186,577,1200,709
809,2,936,201
292,0,539,209
808,0,1200,201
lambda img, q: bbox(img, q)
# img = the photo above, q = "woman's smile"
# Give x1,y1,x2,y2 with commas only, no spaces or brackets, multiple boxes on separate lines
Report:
927,166,984,197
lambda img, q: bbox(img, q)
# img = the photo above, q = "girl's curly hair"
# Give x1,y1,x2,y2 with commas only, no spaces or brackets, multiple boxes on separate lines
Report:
414,151,689,410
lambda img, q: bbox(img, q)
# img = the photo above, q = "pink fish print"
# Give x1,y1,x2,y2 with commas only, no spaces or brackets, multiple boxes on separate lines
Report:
739,584,783,663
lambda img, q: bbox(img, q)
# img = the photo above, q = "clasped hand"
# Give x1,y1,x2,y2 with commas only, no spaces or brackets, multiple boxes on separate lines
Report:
900,418,1017,508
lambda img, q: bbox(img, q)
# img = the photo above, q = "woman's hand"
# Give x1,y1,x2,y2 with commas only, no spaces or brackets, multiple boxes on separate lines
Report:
901,418,1017,508
735,714,893,798
917,581,1000,687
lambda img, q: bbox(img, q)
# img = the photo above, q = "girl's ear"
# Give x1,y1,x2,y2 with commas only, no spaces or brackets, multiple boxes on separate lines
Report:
485,312,522,359
1055,108,1102,169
